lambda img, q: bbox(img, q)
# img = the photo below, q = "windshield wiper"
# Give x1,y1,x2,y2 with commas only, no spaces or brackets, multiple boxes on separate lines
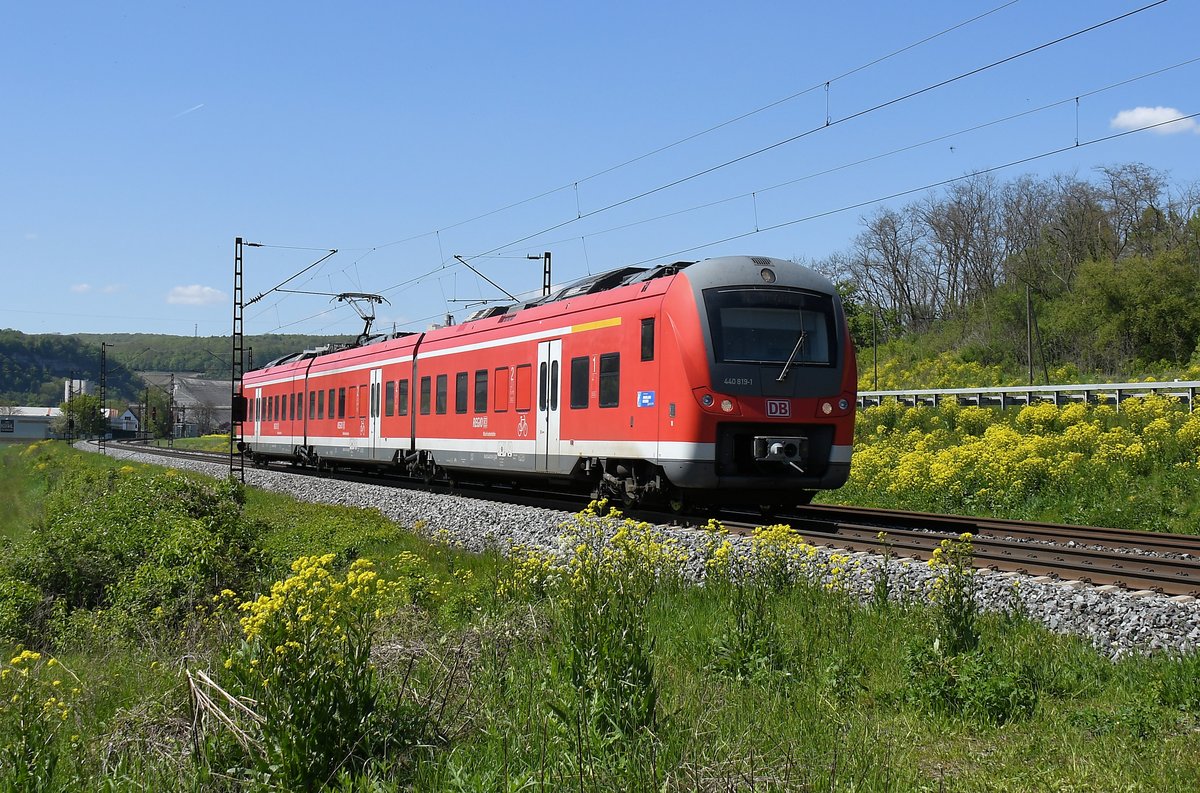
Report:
776,331,808,382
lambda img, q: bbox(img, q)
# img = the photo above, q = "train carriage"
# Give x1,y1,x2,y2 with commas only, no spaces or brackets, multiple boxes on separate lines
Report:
240,255,856,509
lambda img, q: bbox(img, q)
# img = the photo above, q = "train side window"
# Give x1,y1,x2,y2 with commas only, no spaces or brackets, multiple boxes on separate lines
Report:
641,318,655,361
338,387,346,419
419,377,431,415
455,372,468,414
328,389,335,419
493,367,509,412
298,392,304,421
385,380,395,416
290,392,296,421
599,352,620,408
436,374,448,415
308,391,315,421
538,362,547,411
317,389,325,420
570,356,589,409
398,379,409,416
370,383,378,418
550,361,559,411
474,369,488,413
515,364,532,412
269,395,275,422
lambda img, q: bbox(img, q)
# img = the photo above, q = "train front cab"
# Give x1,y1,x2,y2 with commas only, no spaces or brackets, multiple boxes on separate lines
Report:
656,256,856,506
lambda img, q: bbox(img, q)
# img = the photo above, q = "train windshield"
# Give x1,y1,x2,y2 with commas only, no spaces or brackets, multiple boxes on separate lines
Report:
704,287,835,366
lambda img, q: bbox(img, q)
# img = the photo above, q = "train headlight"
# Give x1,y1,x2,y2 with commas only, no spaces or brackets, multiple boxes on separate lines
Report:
721,399,734,413
838,398,849,411
821,401,833,415
701,394,714,407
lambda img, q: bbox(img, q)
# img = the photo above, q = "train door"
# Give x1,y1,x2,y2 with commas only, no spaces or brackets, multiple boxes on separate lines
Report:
253,387,262,439
369,368,382,458
535,339,562,472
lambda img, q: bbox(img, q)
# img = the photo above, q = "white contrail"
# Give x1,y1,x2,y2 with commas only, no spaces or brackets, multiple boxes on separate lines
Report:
172,103,205,119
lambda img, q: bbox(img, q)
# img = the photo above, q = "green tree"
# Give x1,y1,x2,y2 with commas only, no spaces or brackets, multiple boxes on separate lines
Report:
52,394,108,439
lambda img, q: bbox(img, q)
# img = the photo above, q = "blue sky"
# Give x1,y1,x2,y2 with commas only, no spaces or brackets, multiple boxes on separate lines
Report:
3,0,1197,338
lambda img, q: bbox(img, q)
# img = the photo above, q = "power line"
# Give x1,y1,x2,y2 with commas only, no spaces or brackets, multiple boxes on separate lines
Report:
466,0,1170,261
624,110,1200,267
504,54,1200,254
353,1,1025,259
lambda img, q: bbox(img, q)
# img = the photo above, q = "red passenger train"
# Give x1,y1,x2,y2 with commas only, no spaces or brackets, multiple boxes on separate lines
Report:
239,255,856,510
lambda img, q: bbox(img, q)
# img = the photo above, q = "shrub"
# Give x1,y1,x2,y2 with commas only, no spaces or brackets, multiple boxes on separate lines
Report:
219,554,402,789
17,467,258,628
0,650,80,792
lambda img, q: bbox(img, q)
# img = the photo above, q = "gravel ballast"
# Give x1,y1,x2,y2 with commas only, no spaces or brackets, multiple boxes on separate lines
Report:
97,445,1200,659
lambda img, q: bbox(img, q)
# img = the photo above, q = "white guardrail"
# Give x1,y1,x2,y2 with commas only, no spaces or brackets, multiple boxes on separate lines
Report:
857,381,1200,413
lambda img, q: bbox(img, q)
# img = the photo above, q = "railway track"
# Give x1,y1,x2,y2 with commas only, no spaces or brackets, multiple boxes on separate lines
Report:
100,441,1200,597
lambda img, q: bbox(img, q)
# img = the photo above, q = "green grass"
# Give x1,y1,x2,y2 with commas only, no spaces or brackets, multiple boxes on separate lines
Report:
0,442,58,543
1,441,1198,790
152,434,231,453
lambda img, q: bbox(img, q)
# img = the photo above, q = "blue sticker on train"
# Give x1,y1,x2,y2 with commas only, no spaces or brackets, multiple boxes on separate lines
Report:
637,391,655,407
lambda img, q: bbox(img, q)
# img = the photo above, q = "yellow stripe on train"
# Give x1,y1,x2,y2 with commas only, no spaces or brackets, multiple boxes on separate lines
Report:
571,317,622,333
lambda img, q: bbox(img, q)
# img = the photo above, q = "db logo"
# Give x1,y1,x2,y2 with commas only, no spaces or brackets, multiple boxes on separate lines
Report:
766,399,791,418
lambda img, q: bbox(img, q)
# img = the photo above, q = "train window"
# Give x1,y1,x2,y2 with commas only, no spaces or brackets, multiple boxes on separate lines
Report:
641,318,655,361
328,389,335,419
474,369,488,413
704,287,834,366
538,362,547,412
317,389,325,420
419,377,431,415
550,361,559,411
290,393,296,421
599,352,620,408
455,372,468,414
436,374,448,415
370,383,378,418
398,379,409,416
308,391,315,421
570,356,589,409
493,368,509,412
385,381,395,416
338,388,346,419
515,364,532,412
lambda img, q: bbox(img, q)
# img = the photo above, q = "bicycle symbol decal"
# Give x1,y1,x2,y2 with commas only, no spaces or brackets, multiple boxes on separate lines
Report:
516,414,529,438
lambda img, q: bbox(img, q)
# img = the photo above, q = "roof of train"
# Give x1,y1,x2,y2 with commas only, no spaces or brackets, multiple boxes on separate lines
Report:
245,255,833,376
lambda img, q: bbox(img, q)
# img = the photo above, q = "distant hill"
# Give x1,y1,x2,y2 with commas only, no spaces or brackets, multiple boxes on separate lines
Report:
71,333,354,379
1,331,352,407
0,329,142,406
